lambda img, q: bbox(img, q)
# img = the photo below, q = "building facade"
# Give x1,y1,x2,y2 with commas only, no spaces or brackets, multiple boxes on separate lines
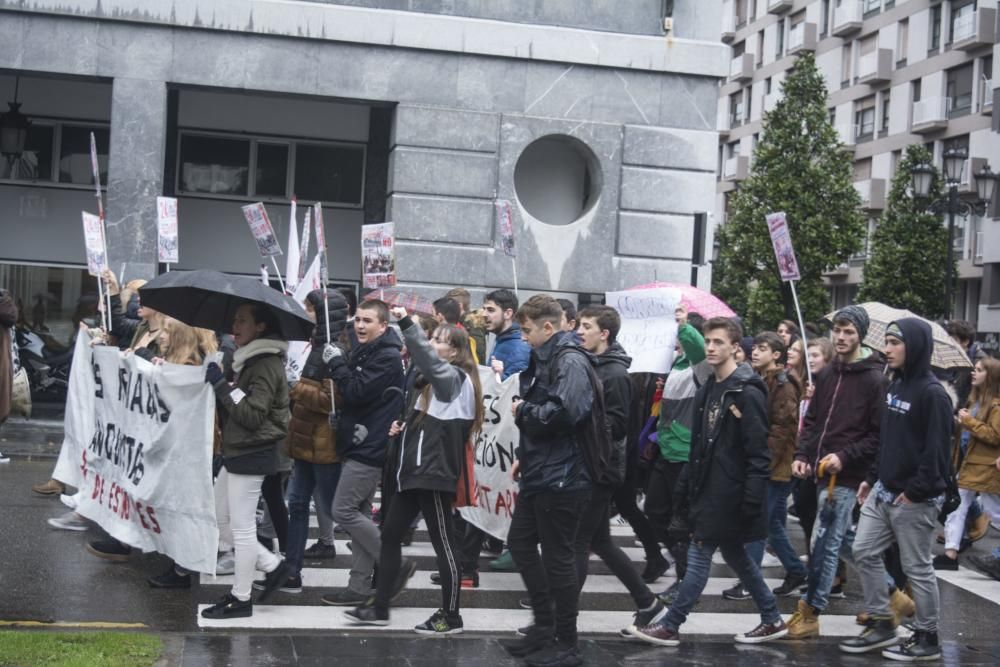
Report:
716,0,1000,338
0,0,727,346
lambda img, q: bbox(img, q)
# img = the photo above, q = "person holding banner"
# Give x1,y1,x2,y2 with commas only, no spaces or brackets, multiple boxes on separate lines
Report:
201,303,294,619
0,289,17,464
346,308,483,634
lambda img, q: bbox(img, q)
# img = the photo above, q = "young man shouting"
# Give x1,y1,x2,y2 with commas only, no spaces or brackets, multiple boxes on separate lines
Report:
840,318,951,661
634,317,787,646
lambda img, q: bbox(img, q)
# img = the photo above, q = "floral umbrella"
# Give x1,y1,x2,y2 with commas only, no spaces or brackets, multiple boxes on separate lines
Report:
627,281,737,319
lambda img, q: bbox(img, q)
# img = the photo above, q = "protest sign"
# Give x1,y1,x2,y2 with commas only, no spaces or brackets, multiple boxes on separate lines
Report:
285,201,301,293
81,211,108,276
495,199,516,258
52,333,218,573
285,341,311,385
156,197,179,264
242,203,282,257
313,204,328,285
766,212,801,282
298,207,311,285
361,222,397,289
458,369,520,541
605,288,680,374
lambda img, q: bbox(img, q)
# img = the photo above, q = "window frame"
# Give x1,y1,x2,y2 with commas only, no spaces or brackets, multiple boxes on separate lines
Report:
0,117,110,191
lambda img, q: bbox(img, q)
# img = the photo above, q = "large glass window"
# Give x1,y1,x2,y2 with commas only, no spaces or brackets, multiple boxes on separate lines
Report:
0,124,54,182
294,143,365,205
58,126,109,186
255,143,288,198
179,135,250,196
855,97,876,139
947,63,974,116
929,4,942,51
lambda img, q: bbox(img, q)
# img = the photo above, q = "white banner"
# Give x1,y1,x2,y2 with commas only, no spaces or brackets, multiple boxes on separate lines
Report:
605,288,680,374
52,333,218,573
458,368,520,541
156,197,179,263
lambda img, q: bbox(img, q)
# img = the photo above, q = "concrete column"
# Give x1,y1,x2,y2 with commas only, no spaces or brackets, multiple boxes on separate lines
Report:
105,77,167,282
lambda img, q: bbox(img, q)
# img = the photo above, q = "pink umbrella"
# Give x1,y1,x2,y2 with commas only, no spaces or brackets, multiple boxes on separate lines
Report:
626,281,737,319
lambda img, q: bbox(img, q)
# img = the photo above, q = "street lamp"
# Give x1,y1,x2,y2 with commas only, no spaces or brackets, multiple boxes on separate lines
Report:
911,149,998,318
0,76,30,163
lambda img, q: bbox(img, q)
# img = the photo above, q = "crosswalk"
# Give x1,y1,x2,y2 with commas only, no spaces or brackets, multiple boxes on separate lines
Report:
196,507,871,637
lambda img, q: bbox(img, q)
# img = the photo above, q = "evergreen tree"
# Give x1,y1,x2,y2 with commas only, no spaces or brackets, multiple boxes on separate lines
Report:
858,145,950,318
713,52,864,332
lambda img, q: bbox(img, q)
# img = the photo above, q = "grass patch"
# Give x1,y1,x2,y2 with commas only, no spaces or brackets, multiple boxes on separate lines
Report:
0,631,162,667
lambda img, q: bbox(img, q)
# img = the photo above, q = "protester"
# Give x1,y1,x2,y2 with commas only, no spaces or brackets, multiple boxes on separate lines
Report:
321,299,405,607
777,320,800,348
936,357,1000,570
841,318,951,660
634,316,788,646
646,322,710,600
433,297,462,326
444,287,486,365
675,305,688,327
785,307,891,640
346,310,483,634
785,337,806,387
555,298,578,333
201,303,293,619
0,288,17,464
736,331,806,599
502,295,594,665
573,305,668,642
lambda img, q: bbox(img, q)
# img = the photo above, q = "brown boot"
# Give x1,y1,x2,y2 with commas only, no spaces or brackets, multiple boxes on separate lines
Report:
786,599,820,639
889,589,915,627
969,513,990,542
32,478,65,496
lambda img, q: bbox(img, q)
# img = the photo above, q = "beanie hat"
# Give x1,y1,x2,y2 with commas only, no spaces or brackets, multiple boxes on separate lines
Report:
834,305,869,341
740,336,754,361
886,322,904,341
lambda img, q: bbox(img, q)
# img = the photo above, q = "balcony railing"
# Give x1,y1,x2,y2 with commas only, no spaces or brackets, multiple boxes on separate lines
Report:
730,53,753,81
911,97,948,133
952,8,997,50
975,231,984,265
832,1,864,37
787,22,818,54
722,7,736,42
768,0,794,14
836,123,859,146
854,178,886,210
980,78,994,115
723,155,749,181
858,49,892,84
762,91,781,114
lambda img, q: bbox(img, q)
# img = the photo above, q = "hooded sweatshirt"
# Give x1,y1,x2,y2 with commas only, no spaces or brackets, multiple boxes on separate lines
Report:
872,318,953,502
594,341,633,484
657,324,710,462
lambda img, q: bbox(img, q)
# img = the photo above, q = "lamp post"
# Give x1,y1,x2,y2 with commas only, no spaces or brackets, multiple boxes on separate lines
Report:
0,76,30,163
911,149,997,318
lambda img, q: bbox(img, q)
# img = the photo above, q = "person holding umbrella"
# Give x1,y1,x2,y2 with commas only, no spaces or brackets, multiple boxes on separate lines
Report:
201,302,294,619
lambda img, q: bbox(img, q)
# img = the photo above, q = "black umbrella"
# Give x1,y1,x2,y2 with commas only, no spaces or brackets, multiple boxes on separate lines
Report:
138,269,313,341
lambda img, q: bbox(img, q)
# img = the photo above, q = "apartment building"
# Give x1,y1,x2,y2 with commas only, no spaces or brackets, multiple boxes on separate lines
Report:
717,0,1000,340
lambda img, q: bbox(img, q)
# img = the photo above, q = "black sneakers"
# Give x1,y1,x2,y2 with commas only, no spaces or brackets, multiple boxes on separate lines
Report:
322,589,372,606
641,555,670,583
85,539,133,562
147,566,192,589
524,638,582,667
932,554,959,571
839,617,899,653
256,561,295,603
882,630,941,661
773,572,808,597
303,541,337,559
414,609,464,635
722,583,751,601
252,572,302,595
502,624,555,657
344,605,389,626
201,593,252,619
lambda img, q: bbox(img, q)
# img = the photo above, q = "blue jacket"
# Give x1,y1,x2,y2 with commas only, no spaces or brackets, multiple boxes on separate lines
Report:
515,331,594,496
492,324,531,379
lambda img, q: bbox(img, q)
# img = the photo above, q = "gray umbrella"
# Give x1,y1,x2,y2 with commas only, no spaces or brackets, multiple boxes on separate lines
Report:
138,269,313,341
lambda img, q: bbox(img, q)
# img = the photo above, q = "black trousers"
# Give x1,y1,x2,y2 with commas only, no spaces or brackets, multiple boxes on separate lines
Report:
575,484,656,609
375,488,461,618
612,464,662,562
508,488,590,643
258,472,289,553
643,458,689,578
456,514,486,573
793,476,818,556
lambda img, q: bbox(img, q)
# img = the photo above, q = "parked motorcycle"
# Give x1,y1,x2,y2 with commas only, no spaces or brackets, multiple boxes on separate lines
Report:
15,326,72,402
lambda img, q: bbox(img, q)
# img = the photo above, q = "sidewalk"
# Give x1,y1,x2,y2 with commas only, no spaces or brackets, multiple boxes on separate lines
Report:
0,414,64,459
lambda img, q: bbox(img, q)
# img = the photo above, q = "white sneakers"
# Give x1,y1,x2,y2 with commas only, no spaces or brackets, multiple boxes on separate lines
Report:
216,551,236,576
47,511,88,531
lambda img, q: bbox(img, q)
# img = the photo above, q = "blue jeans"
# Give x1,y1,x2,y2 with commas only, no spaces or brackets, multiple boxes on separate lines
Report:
803,484,856,612
285,459,342,576
747,480,807,578
664,540,781,632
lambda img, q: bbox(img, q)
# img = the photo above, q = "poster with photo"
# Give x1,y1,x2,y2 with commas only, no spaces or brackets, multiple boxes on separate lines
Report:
81,211,107,276
241,202,282,257
766,212,801,282
361,222,397,289
156,197,179,263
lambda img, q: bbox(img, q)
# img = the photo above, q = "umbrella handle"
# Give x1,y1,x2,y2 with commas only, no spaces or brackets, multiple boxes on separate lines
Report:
827,473,837,497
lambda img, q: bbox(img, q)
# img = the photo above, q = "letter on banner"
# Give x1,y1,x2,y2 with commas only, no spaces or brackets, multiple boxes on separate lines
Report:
361,222,397,289
604,288,680,374
51,333,219,573
242,202,283,257
766,212,802,282
81,211,108,276
156,197,179,263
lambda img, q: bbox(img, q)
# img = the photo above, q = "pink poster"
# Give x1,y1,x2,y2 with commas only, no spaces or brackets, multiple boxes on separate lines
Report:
766,212,801,282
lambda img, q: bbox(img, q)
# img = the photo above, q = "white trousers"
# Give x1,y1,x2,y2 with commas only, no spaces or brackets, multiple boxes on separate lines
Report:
943,488,1000,551
215,467,281,600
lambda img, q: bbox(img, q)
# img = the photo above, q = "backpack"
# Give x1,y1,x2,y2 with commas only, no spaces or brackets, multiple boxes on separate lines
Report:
551,347,619,486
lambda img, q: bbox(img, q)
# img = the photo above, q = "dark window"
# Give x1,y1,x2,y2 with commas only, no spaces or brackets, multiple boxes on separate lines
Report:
881,93,891,132
947,63,974,117
776,19,785,57
179,135,250,196
856,107,876,137
0,124,54,182
929,5,942,51
255,143,288,197
821,0,830,36
293,143,365,206
58,126,109,186
913,78,922,102
863,0,882,18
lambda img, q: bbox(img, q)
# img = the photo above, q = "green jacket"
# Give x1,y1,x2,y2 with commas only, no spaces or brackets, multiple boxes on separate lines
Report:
213,340,290,460
657,324,707,462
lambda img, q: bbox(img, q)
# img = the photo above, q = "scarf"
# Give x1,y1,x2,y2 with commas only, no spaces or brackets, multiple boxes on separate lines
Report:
233,338,288,373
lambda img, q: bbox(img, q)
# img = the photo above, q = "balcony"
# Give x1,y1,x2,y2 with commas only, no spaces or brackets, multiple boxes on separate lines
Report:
718,109,731,138
980,78,994,115
762,91,781,114
730,53,754,82
911,97,948,133
956,157,988,195
974,231,984,266
723,155,750,182
854,178,887,210
858,49,893,85
952,8,997,51
836,123,858,146
787,22,818,55
768,0,794,14
832,1,864,37
722,10,736,43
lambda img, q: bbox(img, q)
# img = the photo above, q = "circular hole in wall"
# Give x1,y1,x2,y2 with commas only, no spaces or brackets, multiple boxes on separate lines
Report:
513,134,603,226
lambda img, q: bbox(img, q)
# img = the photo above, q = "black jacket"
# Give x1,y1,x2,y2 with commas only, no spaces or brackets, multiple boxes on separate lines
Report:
594,342,633,485
389,317,475,494
515,331,594,496
108,293,142,349
680,363,770,545
872,318,953,502
328,328,405,467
